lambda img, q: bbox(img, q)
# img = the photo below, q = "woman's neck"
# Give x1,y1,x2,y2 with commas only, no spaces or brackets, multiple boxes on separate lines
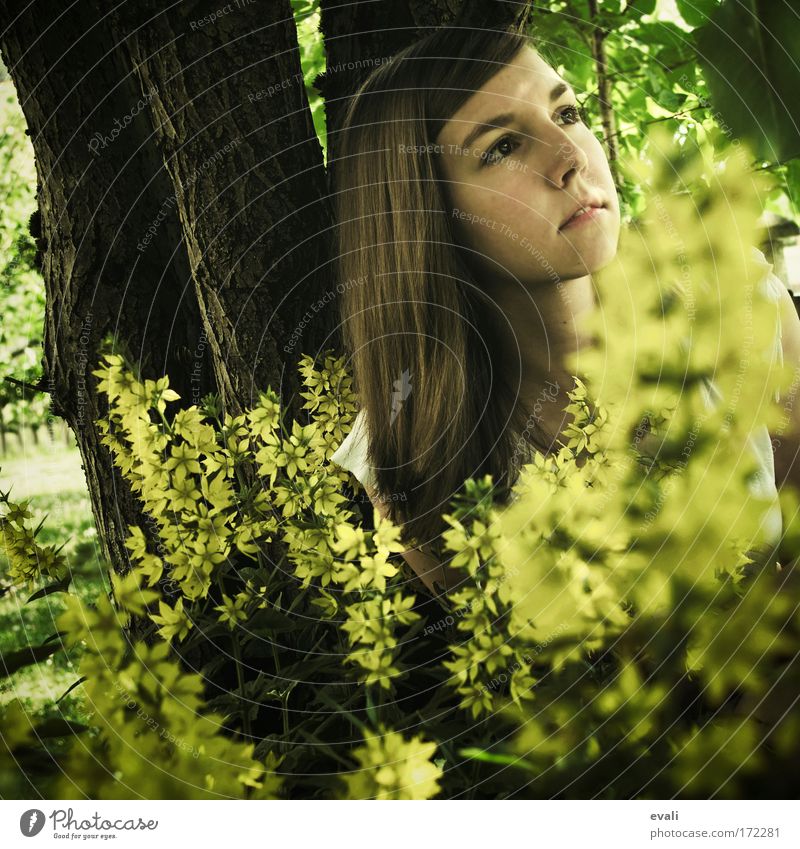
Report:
490,274,596,448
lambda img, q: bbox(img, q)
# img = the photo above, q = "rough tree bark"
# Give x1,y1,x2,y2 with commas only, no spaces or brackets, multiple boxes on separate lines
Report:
1,0,214,579
0,0,333,581
0,0,530,581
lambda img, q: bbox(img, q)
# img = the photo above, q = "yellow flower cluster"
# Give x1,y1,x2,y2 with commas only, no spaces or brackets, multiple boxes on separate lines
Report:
342,727,443,800
92,348,422,695
54,583,283,798
0,488,68,587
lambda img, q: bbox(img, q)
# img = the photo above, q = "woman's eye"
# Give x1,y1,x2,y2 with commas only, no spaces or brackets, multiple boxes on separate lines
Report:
557,104,584,125
480,107,585,168
480,135,519,167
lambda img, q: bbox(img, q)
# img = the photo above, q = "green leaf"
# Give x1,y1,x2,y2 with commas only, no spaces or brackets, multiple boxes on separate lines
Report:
32,717,89,738
0,641,62,678
459,747,537,771
696,0,800,161
27,574,72,603
42,630,66,645
247,607,300,633
676,0,720,28
56,676,88,704
625,0,657,18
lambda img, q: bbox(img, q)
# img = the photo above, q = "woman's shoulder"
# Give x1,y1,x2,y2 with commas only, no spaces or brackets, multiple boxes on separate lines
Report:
330,408,379,492
701,247,786,408
751,245,785,302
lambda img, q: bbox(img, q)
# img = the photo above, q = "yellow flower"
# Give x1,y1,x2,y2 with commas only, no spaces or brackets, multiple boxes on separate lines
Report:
149,597,193,642
215,592,249,629
342,728,443,800
372,514,407,557
146,376,181,414
124,525,149,561
194,511,231,546
341,599,396,650
247,390,281,439
358,552,399,592
188,538,228,576
167,468,202,512
165,442,202,476
200,472,235,514
331,522,369,561
347,646,400,689
111,571,159,616
2,499,32,525
136,553,165,587
254,434,283,483
456,682,494,719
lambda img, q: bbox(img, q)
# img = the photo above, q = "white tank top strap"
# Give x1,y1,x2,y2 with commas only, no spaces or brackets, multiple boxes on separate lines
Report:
330,408,379,492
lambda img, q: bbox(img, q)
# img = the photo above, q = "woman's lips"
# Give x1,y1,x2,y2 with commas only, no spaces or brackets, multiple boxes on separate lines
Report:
559,204,606,231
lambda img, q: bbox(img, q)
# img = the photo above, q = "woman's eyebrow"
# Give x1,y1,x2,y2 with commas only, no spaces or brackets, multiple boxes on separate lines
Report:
459,80,572,151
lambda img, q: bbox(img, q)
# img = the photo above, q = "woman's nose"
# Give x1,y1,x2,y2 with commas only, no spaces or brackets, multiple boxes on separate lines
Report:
543,135,589,189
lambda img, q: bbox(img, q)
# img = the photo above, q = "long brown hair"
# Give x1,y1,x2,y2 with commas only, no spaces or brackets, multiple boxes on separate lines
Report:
333,24,545,550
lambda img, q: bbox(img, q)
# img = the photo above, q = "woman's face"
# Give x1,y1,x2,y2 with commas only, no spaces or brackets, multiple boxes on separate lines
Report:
434,46,620,287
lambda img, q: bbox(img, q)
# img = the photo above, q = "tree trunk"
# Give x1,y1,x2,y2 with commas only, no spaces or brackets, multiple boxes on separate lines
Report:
121,1,335,418
0,0,330,582
1,0,209,584
0,0,531,584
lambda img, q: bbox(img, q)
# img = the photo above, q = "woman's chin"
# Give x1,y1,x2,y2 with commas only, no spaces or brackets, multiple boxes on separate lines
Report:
571,245,619,278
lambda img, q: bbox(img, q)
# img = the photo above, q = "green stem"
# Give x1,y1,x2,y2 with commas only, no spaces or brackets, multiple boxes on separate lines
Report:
231,624,252,741
365,686,379,727
217,574,252,740
318,689,369,735
270,642,291,738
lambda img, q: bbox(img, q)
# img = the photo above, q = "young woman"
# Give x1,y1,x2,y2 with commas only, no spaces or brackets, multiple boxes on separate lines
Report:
330,24,797,594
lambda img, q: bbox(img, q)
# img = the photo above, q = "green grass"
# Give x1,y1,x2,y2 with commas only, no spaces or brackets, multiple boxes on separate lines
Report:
1,434,107,723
